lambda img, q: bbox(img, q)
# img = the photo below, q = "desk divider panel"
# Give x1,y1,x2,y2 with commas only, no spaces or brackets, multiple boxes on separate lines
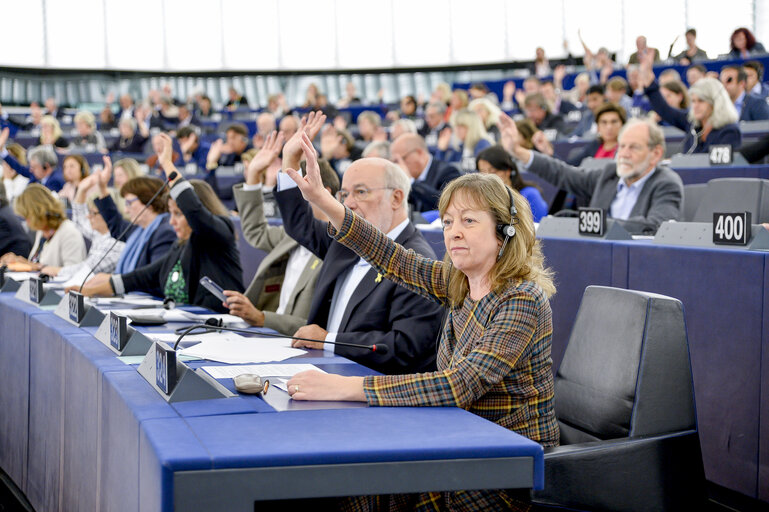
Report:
626,244,763,499
760,255,769,502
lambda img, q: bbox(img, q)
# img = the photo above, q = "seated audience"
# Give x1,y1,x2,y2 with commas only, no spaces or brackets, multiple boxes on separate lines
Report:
500,114,683,235
100,107,117,131
320,125,359,176
175,127,206,171
605,77,634,115
390,118,418,141
353,110,383,150
727,27,766,59
74,134,243,312
0,181,32,259
532,46,552,78
719,65,769,121
205,123,251,172
175,103,200,129
94,158,176,273
436,109,493,172
109,118,149,153
571,84,607,137
642,56,741,153
284,141,557,512
744,60,769,99
2,143,30,203
336,82,361,108
476,145,548,222
41,190,126,285
44,97,64,119
391,133,460,213
541,80,578,118
226,131,339,334
225,87,249,110
362,140,391,160
469,97,502,142
686,64,707,86
70,111,107,152
567,103,626,166
278,114,300,141
0,132,65,193
523,93,566,138
1,184,86,268
674,28,708,65
39,115,69,150
418,102,448,148
276,113,444,375
628,35,661,65
58,154,90,204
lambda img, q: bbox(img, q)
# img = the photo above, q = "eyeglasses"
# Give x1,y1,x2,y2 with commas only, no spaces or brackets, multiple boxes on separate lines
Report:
336,186,394,203
724,77,735,84
125,197,140,207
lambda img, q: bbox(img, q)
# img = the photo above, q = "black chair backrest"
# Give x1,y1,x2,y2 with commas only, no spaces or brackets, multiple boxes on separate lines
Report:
693,178,769,223
554,286,696,445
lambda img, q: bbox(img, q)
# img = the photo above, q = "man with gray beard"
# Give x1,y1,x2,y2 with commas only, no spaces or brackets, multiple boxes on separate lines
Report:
499,114,682,235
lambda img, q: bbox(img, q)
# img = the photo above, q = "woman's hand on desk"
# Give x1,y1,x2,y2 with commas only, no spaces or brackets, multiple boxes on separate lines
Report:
65,272,113,297
222,290,265,327
287,371,366,402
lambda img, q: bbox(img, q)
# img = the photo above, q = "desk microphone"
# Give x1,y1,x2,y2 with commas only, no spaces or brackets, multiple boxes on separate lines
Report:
78,171,178,293
172,323,390,355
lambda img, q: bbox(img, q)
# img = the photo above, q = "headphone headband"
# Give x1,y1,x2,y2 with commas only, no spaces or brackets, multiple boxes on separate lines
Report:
496,186,517,259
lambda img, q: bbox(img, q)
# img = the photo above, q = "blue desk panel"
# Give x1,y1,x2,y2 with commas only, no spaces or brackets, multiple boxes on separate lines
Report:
626,244,764,498
0,295,48,493
762,256,769,502
674,165,769,185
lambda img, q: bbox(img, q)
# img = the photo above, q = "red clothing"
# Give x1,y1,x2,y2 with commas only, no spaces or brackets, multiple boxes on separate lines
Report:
594,143,617,159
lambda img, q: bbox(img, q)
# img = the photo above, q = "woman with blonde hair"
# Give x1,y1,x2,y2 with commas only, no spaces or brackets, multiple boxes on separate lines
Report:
39,115,69,149
469,97,502,142
437,108,494,172
283,133,558,510
71,111,107,152
0,183,86,269
640,56,740,153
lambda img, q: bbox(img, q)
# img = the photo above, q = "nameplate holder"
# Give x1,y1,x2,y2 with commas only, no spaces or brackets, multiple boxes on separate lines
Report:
709,144,733,166
654,221,769,251
0,275,21,293
537,216,632,241
578,208,605,237
53,292,105,326
713,212,751,246
137,341,235,403
94,313,153,356
14,278,62,306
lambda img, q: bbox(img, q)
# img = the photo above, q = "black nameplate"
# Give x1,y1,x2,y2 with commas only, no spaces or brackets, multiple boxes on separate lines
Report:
109,312,129,351
155,342,177,394
709,144,733,165
29,277,44,304
69,291,85,323
578,208,605,237
713,212,751,246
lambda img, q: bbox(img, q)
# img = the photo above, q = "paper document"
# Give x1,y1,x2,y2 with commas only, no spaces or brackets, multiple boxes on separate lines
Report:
178,336,306,364
92,296,164,307
202,363,325,379
5,272,38,281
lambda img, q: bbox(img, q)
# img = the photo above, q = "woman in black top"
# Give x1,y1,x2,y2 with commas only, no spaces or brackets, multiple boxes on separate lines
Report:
72,134,244,312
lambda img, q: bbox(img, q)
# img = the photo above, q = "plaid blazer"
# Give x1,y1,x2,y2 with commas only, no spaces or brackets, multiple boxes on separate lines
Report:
332,207,559,447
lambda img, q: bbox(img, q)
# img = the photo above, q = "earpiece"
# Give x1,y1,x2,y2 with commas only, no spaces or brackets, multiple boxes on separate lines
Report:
496,186,517,259
162,296,176,310
205,317,224,327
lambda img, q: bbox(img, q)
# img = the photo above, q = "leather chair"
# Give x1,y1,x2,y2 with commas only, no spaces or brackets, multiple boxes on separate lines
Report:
532,286,706,511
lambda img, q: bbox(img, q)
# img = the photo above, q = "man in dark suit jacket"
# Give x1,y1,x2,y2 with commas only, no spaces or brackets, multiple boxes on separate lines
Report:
0,138,65,193
524,93,566,137
501,114,683,234
721,65,769,122
276,134,444,374
0,182,32,258
391,133,461,212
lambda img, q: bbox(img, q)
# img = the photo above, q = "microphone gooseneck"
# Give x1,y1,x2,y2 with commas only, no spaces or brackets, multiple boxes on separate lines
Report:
172,323,389,355
78,171,178,293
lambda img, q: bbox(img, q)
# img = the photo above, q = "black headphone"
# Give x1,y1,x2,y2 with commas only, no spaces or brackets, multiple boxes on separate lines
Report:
162,296,177,310
496,186,517,260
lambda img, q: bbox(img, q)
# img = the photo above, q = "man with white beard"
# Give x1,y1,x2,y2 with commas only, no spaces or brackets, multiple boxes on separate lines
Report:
498,113,683,235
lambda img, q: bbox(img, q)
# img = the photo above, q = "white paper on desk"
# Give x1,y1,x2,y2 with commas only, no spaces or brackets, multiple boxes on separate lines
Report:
6,272,37,281
202,363,325,379
179,337,306,364
91,296,163,307
148,332,248,344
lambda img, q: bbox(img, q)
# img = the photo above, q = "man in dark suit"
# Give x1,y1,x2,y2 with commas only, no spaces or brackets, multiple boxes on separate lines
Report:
500,114,682,235
276,113,444,374
391,133,461,212
0,131,65,193
720,65,769,122
0,182,32,259
524,93,566,137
